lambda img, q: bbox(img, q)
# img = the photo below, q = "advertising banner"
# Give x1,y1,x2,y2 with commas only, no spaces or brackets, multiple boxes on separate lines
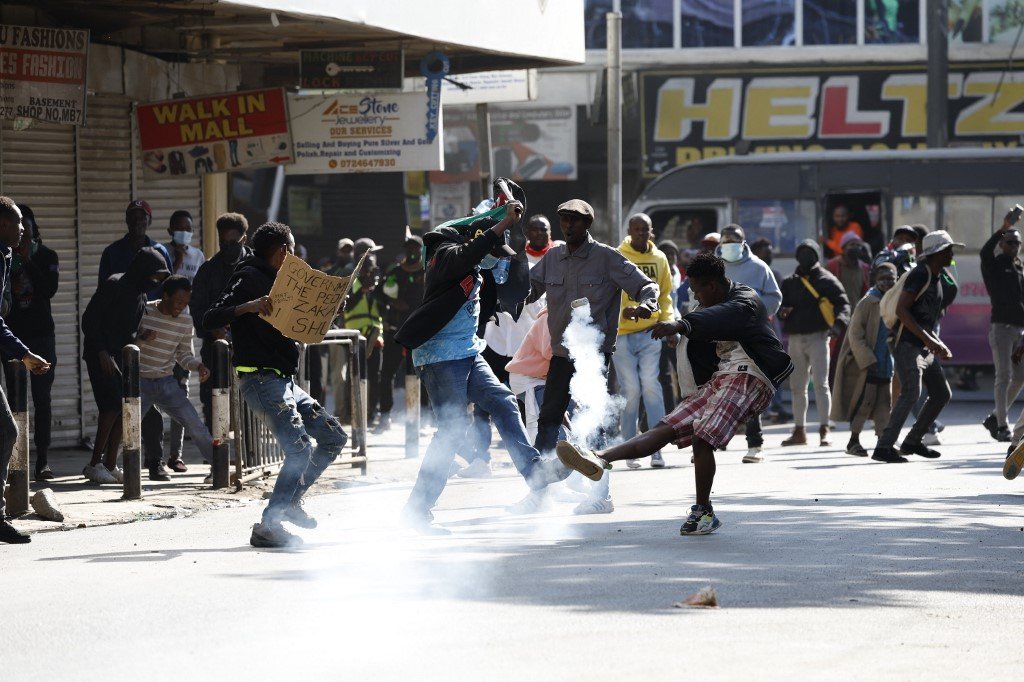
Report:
0,24,88,125
430,182,471,224
431,105,577,183
136,88,293,179
287,92,443,174
407,69,535,105
300,49,403,91
642,62,1024,176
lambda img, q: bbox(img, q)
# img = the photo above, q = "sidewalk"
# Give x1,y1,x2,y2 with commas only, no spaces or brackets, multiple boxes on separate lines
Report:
13,419,442,535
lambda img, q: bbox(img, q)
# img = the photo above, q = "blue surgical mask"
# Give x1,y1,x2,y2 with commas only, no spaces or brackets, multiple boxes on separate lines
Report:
719,242,744,263
172,230,192,246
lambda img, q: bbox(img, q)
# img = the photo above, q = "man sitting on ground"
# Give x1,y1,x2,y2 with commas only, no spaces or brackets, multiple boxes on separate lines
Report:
555,252,793,536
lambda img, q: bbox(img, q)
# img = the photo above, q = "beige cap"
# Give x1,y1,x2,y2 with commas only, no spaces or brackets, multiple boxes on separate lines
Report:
556,199,595,219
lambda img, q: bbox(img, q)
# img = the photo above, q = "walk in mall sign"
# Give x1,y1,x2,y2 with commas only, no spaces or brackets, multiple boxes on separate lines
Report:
642,62,1024,176
0,24,89,125
135,88,293,178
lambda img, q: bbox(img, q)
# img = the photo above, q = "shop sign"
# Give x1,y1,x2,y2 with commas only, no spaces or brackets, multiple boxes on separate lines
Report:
0,24,89,125
287,92,443,174
642,63,1024,175
300,49,403,91
136,88,293,178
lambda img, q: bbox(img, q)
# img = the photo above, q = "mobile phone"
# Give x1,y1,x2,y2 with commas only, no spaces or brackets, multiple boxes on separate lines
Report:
1010,204,1023,225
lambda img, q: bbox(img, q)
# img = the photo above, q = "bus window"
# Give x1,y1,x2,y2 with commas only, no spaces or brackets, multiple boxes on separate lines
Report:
944,195,992,249
824,192,884,257
734,199,815,255
892,195,937,231
648,208,719,250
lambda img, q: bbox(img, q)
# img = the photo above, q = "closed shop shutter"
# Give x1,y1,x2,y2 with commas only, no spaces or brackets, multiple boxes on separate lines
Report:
0,119,81,447
77,94,134,440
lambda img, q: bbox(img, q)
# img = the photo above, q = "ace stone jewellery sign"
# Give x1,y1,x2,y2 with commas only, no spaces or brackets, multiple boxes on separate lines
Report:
300,49,403,91
0,24,89,125
135,88,293,178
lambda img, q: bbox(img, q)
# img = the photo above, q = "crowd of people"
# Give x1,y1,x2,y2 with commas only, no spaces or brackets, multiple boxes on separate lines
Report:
1,187,1023,547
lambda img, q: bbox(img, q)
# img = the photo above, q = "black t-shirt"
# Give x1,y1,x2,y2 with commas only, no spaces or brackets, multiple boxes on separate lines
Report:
895,263,958,347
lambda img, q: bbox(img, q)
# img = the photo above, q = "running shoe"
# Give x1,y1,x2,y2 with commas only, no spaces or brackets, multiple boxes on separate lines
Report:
573,497,614,515
742,447,765,463
626,459,642,469
995,426,1013,443
457,459,492,479
922,432,942,446
250,521,303,548
34,466,54,481
83,464,116,484
651,452,666,468
1004,441,1024,480
983,414,999,440
680,505,721,535
283,501,317,529
900,439,941,459
506,490,548,515
871,447,908,463
555,441,611,481
107,465,124,484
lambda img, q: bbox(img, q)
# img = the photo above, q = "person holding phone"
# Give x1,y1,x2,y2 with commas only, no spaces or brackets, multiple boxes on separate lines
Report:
981,206,1024,442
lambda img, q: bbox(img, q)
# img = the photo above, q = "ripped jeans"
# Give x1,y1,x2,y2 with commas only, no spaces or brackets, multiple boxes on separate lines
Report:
238,371,348,524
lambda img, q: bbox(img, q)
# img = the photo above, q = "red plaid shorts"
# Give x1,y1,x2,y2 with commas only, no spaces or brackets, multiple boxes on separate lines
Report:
660,372,773,450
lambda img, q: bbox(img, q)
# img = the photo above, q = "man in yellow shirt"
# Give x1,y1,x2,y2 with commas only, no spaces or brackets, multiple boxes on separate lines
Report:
615,213,677,470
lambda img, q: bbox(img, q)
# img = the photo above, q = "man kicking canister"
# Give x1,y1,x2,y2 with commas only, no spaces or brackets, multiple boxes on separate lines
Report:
556,253,793,535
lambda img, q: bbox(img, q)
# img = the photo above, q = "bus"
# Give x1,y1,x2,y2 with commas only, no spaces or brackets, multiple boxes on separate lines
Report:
626,148,1024,365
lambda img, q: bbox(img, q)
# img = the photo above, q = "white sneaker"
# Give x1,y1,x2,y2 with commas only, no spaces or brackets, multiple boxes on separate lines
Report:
506,490,548,515
107,465,125,483
573,496,614,515
922,432,942,446
626,459,642,469
548,481,590,504
83,464,116,484
457,459,492,478
651,452,665,468
742,447,765,463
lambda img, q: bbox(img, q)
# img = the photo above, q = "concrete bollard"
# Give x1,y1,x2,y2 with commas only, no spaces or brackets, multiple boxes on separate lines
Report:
404,353,419,459
3,360,29,515
210,339,232,489
121,345,142,500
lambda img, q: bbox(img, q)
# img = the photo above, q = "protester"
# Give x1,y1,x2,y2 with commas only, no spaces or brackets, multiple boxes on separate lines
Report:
328,238,355,277
871,231,962,463
135,276,215,481
830,263,897,456
4,204,58,481
394,188,570,533
378,233,426,434
750,237,791,423
506,308,552,445
980,209,1024,443
823,205,864,257
82,247,170,483
700,232,721,253
190,212,250,430
826,232,870,309
528,200,659,459
614,213,676,471
204,222,348,548
555,252,792,536
0,198,53,544
656,239,683,416
343,255,385,425
872,224,917,276
779,239,850,447
716,224,781,462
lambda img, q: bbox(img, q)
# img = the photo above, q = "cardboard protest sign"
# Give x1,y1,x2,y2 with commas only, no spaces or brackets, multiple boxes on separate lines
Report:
260,253,352,344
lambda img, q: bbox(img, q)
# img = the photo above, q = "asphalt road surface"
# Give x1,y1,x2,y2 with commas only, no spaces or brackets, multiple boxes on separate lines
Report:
3,405,1023,681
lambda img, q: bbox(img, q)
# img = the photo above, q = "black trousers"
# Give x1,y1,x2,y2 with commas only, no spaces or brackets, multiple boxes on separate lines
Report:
745,414,763,448
3,335,56,471
534,353,611,455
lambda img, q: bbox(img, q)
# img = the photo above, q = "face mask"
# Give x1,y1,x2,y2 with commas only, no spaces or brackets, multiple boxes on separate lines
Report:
221,241,243,261
172,230,192,246
719,243,744,262
796,250,818,271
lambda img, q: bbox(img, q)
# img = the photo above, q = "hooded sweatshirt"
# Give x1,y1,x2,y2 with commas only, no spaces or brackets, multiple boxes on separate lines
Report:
616,238,676,335
780,239,851,335
82,247,170,361
715,242,782,316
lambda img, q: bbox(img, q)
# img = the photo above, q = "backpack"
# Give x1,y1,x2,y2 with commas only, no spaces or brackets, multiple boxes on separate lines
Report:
879,268,929,331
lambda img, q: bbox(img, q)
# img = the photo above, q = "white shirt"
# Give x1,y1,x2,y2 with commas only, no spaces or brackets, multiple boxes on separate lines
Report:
165,242,206,282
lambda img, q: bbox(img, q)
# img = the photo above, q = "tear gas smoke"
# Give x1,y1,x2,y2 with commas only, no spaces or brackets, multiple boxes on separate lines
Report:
562,299,624,450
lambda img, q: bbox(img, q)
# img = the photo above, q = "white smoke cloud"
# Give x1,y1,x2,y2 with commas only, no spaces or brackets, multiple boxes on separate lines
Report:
562,300,624,450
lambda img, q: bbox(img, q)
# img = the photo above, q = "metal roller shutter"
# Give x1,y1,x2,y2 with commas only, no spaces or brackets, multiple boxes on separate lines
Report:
0,119,81,447
77,94,134,440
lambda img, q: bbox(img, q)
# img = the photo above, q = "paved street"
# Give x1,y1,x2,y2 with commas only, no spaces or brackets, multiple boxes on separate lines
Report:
3,403,1024,680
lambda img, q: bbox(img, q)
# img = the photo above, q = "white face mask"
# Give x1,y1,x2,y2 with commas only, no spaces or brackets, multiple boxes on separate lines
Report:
719,242,744,263
172,230,192,246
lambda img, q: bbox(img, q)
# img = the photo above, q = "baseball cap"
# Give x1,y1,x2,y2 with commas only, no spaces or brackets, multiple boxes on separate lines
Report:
701,232,721,247
893,224,916,239
556,199,594,220
337,238,354,250
840,231,863,248
126,199,152,218
920,230,965,257
354,237,384,256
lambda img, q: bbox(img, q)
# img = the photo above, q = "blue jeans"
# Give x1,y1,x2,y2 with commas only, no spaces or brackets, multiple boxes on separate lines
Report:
140,376,213,468
613,331,666,448
238,372,348,524
408,355,544,512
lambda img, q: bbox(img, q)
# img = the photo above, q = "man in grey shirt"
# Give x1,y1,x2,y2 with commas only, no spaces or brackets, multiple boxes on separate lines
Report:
529,199,659,455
